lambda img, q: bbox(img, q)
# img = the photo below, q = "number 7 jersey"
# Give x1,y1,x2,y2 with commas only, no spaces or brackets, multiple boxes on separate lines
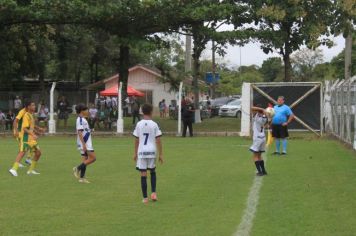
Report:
133,119,162,159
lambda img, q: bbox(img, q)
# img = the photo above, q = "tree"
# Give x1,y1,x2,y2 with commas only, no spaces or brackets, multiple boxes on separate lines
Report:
259,57,283,82
250,0,334,81
178,0,252,121
291,48,323,81
331,36,356,79
331,0,356,80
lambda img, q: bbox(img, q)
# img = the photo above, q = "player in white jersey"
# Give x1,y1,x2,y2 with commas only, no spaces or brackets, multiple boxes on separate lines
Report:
73,104,97,183
250,106,269,176
133,104,163,204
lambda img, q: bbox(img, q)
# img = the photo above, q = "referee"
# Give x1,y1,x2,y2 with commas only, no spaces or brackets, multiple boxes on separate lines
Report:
271,96,294,155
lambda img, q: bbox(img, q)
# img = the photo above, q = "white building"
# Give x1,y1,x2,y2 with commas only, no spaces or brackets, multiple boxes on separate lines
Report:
86,64,178,112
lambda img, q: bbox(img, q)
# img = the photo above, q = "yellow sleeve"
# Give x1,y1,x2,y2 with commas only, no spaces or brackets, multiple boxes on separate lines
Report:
22,113,30,129
16,108,26,120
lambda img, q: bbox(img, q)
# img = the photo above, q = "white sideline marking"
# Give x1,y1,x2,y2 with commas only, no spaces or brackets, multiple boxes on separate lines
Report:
233,153,268,236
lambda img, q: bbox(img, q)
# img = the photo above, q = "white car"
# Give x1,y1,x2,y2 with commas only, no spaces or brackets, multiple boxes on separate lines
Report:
219,99,242,118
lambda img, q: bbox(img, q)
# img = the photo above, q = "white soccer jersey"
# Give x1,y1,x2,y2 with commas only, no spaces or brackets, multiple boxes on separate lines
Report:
252,113,268,139
76,116,93,151
133,119,162,159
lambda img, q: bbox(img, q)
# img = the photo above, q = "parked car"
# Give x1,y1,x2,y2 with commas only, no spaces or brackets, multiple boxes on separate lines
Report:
210,97,235,117
219,99,242,118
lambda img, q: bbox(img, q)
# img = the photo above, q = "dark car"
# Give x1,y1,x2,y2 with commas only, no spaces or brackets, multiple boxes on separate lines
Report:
210,97,235,117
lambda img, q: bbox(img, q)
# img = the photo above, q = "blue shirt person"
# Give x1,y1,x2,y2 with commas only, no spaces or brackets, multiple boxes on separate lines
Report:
271,96,294,155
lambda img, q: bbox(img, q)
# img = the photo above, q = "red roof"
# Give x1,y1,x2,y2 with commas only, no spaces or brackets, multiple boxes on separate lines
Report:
100,86,144,97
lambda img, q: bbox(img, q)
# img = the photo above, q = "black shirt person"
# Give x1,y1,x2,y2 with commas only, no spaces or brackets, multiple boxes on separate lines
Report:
182,98,195,137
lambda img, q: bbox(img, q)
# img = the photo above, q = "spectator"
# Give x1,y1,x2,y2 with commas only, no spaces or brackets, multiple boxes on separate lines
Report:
5,110,15,131
13,96,22,115
123,97,129,117
206,96,211,109
88,104,98,131
37,103,49,127
109,106,118,130
181,95,187,107
131,96,141,125
182,98,195,137
105,96,112,109
0,110,6,130
99,96,106,110
159,99,167,118
159,100,163,118
57,96,70,129
104,106,111,130
97,108,106,129
111,96,118,109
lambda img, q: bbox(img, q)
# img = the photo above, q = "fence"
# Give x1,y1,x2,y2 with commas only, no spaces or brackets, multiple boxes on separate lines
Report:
324,76,356,150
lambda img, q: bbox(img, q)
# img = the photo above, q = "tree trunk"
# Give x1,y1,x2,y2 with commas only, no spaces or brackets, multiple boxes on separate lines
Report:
75,68,81,89
119,45,130,100
344,32,352,80
39,61,45,98
283,53,292,82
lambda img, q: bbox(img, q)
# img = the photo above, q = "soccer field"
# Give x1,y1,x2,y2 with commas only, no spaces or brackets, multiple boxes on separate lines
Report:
1,136,356,236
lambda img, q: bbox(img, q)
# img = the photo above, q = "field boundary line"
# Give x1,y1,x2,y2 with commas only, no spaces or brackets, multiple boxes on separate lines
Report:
233,153,268,236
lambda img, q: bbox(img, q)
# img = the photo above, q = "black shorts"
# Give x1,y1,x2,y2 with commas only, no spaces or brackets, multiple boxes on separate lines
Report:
271,124,289,139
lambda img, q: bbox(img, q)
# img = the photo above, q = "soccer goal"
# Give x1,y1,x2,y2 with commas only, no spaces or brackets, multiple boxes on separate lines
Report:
240,82,323,137
325,76,356,150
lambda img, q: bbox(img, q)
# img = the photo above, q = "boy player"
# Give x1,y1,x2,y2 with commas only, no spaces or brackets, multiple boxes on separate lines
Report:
133,104,163,204
73,104,97,183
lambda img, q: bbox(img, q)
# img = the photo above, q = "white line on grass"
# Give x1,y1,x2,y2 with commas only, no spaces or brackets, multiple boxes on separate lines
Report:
233,153,268,236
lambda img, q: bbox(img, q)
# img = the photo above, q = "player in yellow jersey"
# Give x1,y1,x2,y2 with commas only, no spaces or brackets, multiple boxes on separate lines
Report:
9,101,44,176
13,106,33,166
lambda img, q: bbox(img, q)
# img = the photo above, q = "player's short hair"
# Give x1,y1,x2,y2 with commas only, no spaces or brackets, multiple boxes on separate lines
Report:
75,103,88,114
24,100,34,108
142,103,153,115
278,96,285,100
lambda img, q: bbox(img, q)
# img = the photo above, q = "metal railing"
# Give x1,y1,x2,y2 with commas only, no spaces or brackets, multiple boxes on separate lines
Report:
325,76,356,150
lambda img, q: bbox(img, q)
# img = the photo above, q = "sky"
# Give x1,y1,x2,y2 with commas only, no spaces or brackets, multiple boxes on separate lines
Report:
199,35,345,68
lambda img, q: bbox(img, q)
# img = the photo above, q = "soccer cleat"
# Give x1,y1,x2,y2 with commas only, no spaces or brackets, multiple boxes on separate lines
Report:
78,178,90,184
18,163,25,168
27,170,40,175
73,167,80,179
142,198,149,204
262,171,268,175
256,172,264,176
9,169,18,177
25,159,32,165
272,152,280,155
150,193,158,201
281,152,287,155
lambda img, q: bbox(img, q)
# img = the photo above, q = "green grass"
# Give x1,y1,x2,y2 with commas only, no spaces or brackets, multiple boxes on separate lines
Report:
0,136,355,236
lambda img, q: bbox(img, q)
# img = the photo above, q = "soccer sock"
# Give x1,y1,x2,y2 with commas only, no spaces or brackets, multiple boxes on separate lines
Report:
141,176,148,198
77,163,87,178
282,139,287,153
254,161,262,173
259,160,266,174
276,139,281,153
12,162,19,171
150,171,156,193
80,165,87,178
28,160,37,172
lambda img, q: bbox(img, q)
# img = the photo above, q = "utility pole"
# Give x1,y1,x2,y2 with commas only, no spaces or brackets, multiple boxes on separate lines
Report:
211,40,216,99
185,35,192,72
